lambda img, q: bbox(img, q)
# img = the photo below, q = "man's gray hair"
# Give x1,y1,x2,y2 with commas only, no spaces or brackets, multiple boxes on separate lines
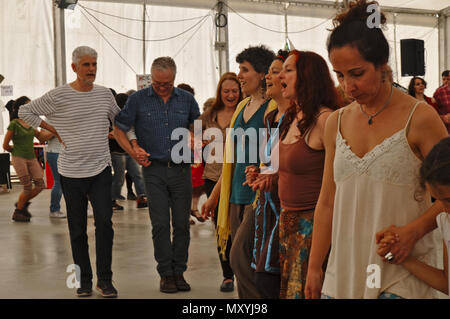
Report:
72,46,97,65
151,57,177,76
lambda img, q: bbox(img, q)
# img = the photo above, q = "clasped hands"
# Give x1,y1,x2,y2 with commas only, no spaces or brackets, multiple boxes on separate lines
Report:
375,224,418,265
132,144,151,167
242,165,277,193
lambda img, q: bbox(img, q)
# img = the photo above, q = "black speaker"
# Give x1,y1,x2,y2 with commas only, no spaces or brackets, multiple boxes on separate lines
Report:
400,39,425,77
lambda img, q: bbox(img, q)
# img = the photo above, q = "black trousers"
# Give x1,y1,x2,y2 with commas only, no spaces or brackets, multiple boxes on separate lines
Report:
254,272,281,299
142,162,192,277
60,166,114,284
204,178,234,280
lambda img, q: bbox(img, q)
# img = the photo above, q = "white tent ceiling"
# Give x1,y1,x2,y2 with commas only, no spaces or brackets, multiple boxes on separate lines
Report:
0,0,449,137
84,0,450,12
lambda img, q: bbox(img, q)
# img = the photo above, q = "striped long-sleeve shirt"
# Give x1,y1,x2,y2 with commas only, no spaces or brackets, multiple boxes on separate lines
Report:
19,83,120,178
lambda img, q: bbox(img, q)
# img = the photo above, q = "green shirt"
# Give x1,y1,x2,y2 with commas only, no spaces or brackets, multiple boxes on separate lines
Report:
229,100,269,204
7,120,36,159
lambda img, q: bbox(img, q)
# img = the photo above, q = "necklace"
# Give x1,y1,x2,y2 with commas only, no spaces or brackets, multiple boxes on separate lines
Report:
359,85,393,125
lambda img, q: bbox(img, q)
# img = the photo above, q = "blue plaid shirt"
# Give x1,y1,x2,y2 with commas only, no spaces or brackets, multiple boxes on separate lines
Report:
114,86,200,162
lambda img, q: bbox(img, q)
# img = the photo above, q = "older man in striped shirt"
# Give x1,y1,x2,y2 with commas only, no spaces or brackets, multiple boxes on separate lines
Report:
19,46,119,298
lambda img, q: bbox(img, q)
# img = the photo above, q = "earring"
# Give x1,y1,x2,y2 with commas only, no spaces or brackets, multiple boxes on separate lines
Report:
381,71,386,83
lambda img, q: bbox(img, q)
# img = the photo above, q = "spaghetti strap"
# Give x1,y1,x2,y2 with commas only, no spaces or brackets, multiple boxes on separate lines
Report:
405,101,421,134
304,109,334,143
317,109,333,118
337,108,345,134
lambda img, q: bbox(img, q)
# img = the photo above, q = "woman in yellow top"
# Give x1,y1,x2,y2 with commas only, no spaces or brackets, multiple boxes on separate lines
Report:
202,45,277,298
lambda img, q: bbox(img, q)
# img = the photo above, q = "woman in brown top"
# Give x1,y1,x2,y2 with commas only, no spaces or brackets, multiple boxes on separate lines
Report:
199,72,242,292
277,50,339,298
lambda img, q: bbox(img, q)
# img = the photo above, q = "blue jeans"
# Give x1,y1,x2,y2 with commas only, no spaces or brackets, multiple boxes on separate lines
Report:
47,152,63,212
142,161,192,277
111,153,146,200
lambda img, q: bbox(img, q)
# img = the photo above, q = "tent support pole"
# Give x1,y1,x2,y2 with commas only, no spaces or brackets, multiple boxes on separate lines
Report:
52,4,67,87
215,1,230,75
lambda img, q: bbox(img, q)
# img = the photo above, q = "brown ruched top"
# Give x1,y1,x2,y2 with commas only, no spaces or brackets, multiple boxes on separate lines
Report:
278,135,325,211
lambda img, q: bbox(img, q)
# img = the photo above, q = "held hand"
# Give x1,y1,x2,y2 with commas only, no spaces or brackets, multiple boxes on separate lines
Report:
201,197,218,220
3,145,13,152
376,225,417,264
376,231,399,261
54,131,65,148
304,268,324,299
243,165,260,187
132,145,151,167
254,172,277,192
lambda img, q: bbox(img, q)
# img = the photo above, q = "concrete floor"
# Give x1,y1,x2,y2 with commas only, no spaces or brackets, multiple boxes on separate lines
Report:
1,183,447,299
0,183,238,299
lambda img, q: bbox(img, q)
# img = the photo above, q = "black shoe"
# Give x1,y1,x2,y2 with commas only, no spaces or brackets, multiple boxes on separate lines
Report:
117,195,126,200
127,192,137,200
96,281,118,298
76,282,92,297
174,274,191,291
112,200,124,211
160,276,178,293
12,208,30,222
15,202,32,217
136,195,148,209
220,279,234,292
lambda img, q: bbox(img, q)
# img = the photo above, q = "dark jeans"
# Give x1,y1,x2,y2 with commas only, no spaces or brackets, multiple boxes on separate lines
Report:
60,166,114,284
142,161,192,277
46,152,63,212
204,178,234,280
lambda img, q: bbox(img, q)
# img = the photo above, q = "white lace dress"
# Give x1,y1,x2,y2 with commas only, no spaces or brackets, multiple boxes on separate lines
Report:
322,102,438,298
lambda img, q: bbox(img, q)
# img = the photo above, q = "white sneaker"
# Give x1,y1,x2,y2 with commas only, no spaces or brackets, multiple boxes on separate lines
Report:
50,211,66,218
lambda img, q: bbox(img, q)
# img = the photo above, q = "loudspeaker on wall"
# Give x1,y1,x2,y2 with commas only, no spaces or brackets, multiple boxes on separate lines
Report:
400,39,425,77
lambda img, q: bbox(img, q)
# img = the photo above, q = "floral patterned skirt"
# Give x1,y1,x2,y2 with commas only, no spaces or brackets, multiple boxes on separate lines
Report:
279,208,315,299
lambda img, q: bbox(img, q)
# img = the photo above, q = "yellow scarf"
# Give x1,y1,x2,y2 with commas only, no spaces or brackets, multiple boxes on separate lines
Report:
216,97,278,258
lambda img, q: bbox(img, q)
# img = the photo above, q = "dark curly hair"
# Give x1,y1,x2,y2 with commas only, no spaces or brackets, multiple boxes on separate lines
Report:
11,96,30,120
327,0,389,67
420,137,450,189
236,45,275,89
407,77,427,98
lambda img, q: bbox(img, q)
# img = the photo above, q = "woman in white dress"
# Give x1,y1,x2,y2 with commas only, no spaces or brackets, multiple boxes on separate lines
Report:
304,0,448,299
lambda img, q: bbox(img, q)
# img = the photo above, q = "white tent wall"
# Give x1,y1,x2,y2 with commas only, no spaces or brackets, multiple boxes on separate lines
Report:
141,5,217,108
65,2,145,94
1,0,449,146
65,2,218,107
0,0,54,146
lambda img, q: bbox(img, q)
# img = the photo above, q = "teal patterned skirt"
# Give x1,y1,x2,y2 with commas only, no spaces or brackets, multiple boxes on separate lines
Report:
279,208,315,299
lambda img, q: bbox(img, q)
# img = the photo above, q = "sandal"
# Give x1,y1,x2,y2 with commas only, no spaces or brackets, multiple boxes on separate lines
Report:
190,209,205,223
189,217,196,225
220,279,234,292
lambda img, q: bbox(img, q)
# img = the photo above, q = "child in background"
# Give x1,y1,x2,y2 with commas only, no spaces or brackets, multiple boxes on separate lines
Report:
378,137,450,295
3,96,54,221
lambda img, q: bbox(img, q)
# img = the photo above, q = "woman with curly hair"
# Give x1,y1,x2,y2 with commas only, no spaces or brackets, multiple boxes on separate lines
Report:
202,45,276,298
